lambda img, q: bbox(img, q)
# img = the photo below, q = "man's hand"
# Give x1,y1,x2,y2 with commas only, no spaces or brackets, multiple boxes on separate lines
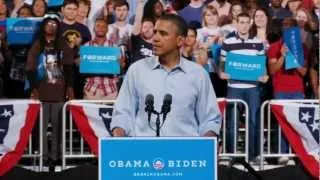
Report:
66,87,74,100
258,75,269,83
219,72,230,80
112,127,125,137
203,131,218,137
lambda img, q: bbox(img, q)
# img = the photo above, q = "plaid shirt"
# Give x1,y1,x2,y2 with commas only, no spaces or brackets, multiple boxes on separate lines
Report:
84,38,119,97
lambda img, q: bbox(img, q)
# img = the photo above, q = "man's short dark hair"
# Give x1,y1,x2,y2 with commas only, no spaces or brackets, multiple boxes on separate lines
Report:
187,23,198,37
95,18,107,25
237,12,251,22
158,14,188,37
142,17,155,25
62,0,79,7
113,0,129,10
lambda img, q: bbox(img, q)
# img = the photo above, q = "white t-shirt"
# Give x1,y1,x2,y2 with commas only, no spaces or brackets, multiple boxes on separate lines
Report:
107,23,133,45
88,0,107,20
24,0,33,5
220,24,237,38
196,26,222,44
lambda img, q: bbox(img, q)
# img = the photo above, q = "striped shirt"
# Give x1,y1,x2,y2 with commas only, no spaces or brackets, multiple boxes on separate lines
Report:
220,34,264,88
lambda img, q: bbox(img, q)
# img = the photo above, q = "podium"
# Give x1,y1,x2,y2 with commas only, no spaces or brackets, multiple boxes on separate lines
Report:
99,137,217,180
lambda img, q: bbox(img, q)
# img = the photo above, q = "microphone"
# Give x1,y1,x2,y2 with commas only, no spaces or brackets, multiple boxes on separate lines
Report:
161,94,172,122
145,94,154,123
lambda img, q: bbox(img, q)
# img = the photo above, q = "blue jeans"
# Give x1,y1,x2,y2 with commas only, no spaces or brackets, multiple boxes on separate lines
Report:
226,86,261,160
274,92,304,153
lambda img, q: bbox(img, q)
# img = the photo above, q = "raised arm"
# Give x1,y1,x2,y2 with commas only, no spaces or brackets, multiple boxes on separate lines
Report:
132,0,145,36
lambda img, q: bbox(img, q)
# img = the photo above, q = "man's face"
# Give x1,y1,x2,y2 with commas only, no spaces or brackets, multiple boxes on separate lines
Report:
78,3,90,21
271,0,281,8
62,4,78,22
94,20,108,37
152,20,184,57
115,5,128,22
141,21,154,40
237,16,251,35
44,20,58,35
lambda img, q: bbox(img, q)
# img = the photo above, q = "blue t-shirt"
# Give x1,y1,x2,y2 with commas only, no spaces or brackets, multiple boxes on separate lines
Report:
178,5,203,27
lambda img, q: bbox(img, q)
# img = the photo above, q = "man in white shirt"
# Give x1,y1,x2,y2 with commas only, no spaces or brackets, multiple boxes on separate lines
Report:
107,0,133,45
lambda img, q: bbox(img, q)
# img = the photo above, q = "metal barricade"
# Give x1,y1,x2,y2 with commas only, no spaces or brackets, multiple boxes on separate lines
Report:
62,100,115,170
62,99,249,169
259,99,319,169
0,99,43,171
218,98,249,163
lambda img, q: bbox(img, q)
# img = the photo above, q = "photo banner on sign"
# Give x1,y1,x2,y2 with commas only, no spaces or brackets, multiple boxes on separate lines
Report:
80,46,121,75
6,17,42,45
283,27,304,68
225,52,266,81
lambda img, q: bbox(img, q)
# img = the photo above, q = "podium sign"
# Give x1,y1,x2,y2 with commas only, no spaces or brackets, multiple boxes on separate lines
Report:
99,137,217,180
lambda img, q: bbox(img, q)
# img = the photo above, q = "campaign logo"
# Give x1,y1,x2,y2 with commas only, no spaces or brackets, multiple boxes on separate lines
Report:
152,158,165,170
99,108,113,136
0,105,14,144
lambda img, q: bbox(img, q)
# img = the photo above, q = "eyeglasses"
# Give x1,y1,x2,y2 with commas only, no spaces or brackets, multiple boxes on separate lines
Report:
47,21,58,26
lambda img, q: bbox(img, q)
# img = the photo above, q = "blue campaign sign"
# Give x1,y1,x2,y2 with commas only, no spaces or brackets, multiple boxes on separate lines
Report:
99,137,217,180
80,46,121,75
283,27,304,67
225,52,266,81
47,0,64,7
285,50,300,70
6,18,42,45
210,43,221,66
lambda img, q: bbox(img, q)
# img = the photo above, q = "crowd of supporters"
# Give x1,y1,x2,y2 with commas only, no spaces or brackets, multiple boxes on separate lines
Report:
0,0,318,99
0,0,319,170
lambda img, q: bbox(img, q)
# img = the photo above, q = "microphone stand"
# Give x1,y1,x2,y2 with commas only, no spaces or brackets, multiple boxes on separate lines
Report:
155,112,161,137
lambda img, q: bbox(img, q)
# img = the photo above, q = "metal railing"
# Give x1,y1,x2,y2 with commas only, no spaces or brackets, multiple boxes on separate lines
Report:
218,98,249,163
0,99,43,171
62,99,249,169
62,100,115,169
259,99,319,169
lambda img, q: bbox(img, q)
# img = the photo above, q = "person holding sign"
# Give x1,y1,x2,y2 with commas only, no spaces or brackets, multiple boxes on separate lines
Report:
111,14,221,138
267,17,308,164
219,13,269,163
82,18,125,100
